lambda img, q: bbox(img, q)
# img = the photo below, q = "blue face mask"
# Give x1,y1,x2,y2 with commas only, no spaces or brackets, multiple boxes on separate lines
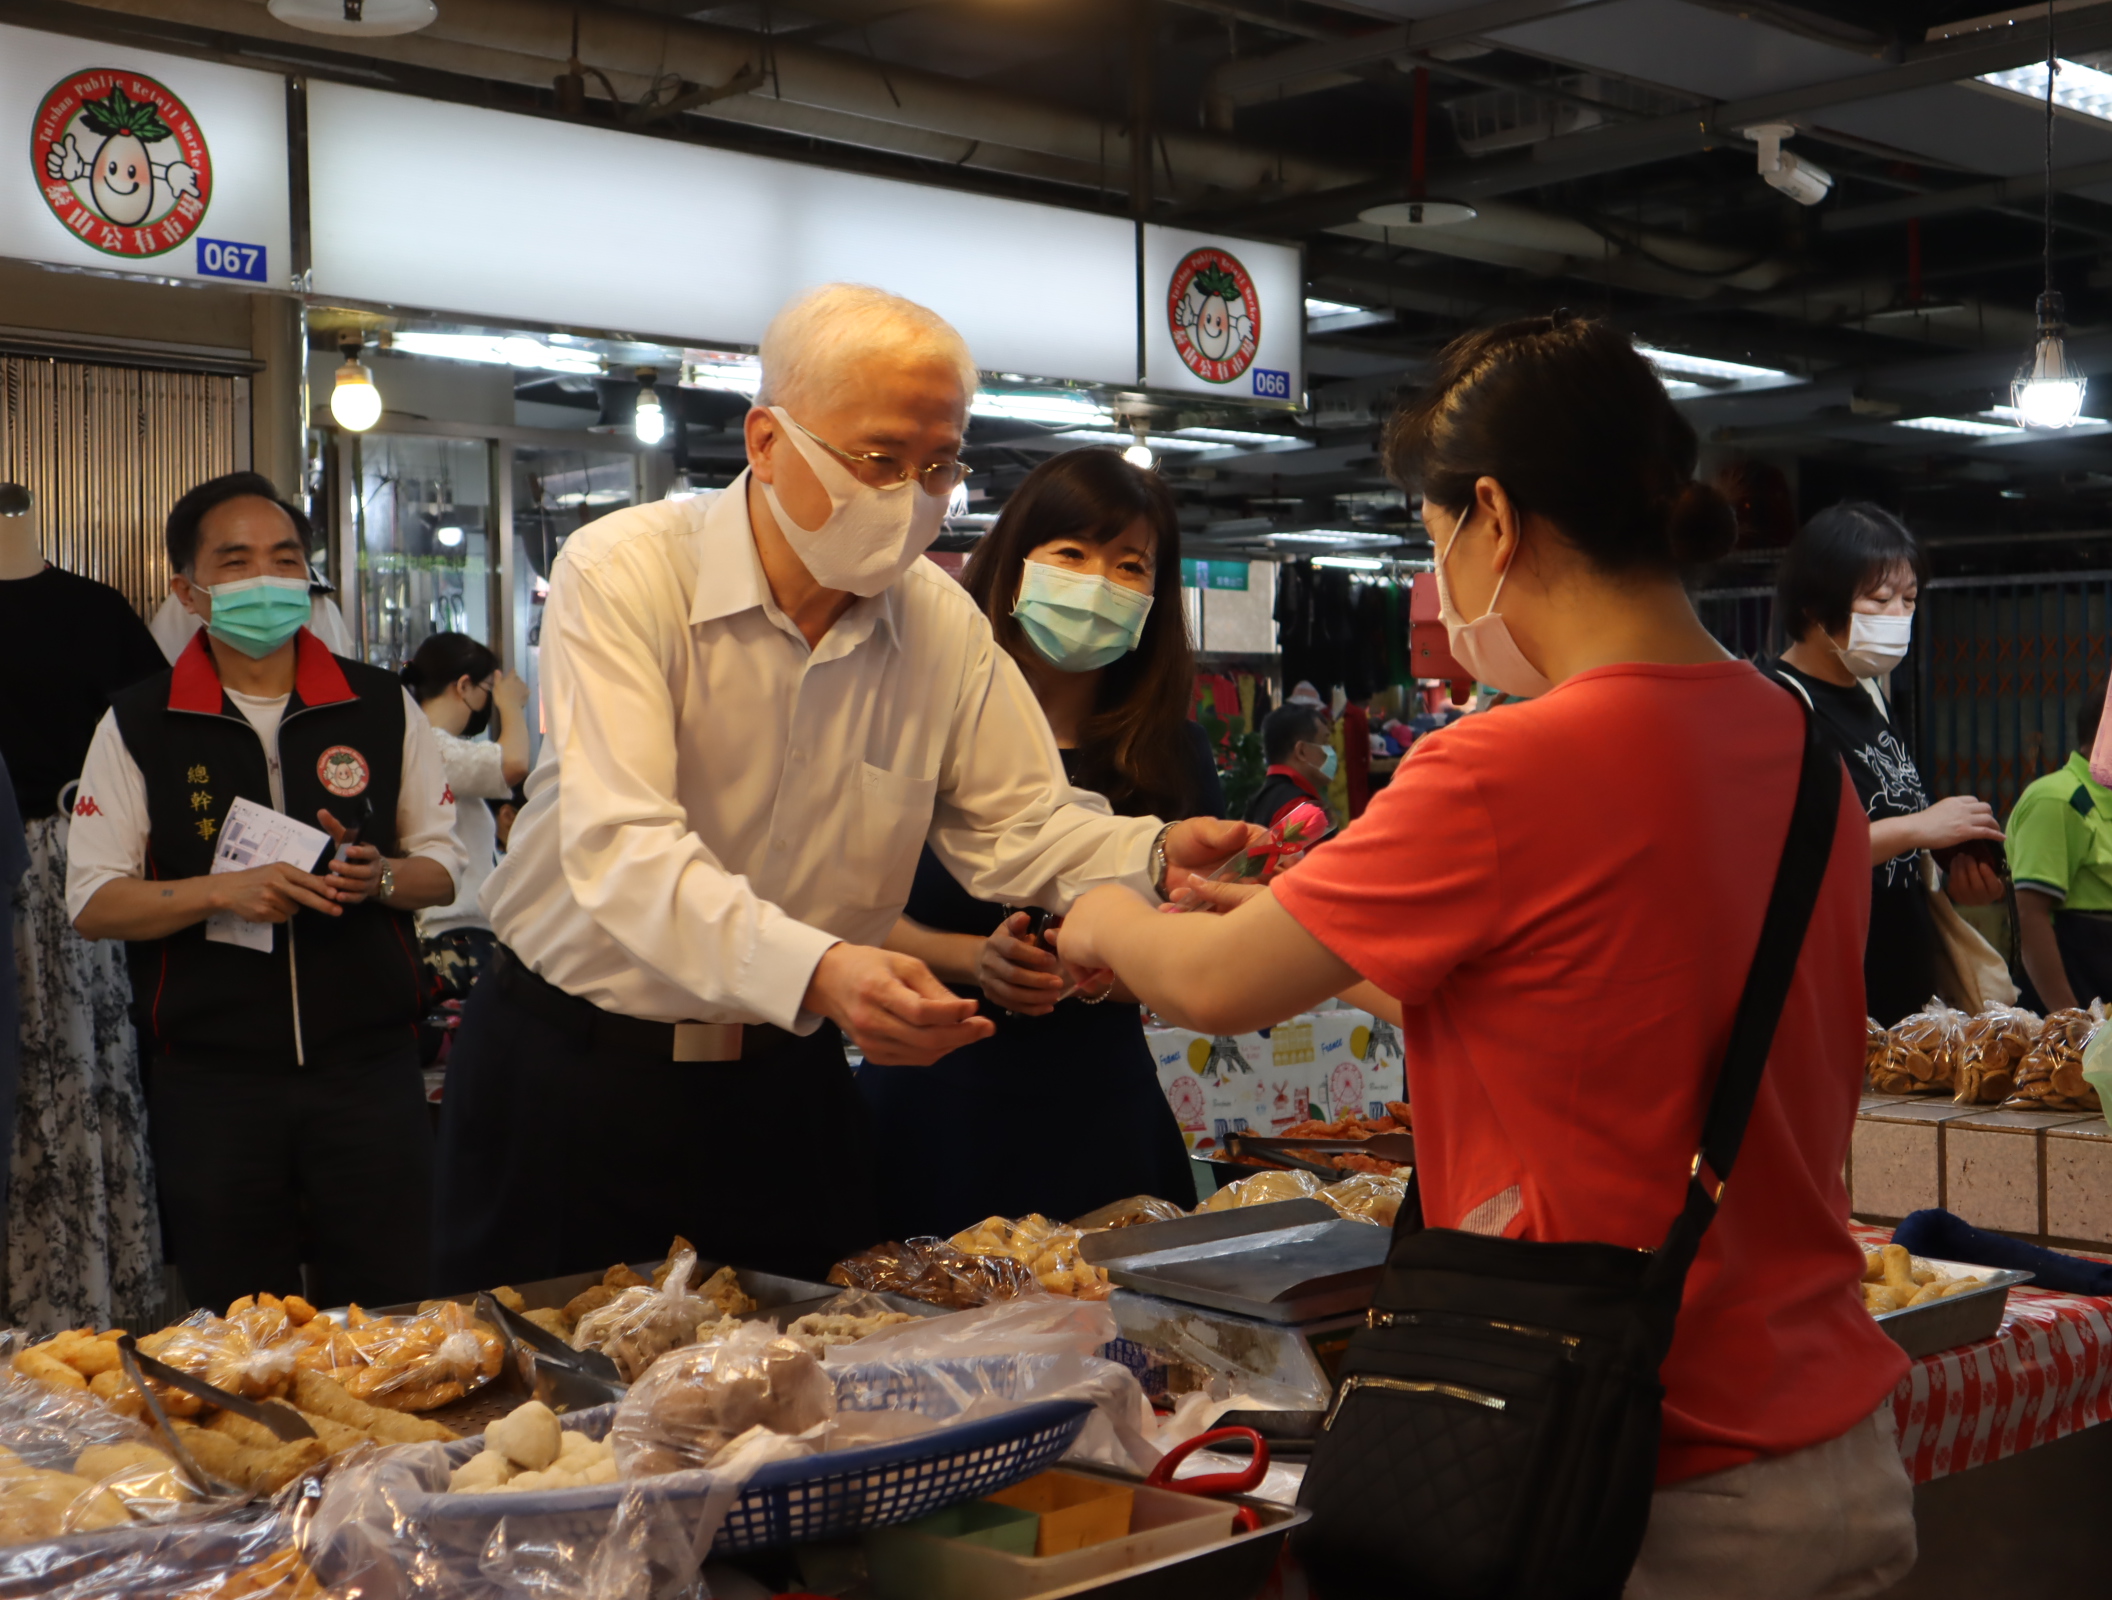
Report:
1012,561,1154,673
200,575,310,659
1316,744,1339,782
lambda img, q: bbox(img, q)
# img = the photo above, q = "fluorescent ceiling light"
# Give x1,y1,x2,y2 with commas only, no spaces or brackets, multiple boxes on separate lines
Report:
1635,344,1791,384
1268,530,1403,546
1894,415,2022,436
1985,401,2103,426
1175,426,1296,446
1312,555,1391,570
972,391,1116,427
390,331,603,375
1304,297,1367,318
1053,429,1217,453
1980,59,2112,122
679,350,761,396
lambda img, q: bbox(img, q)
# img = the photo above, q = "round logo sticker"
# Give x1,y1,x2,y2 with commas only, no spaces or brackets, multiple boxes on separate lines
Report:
1168,247,1260,384
317,746,370,799
32,69,212,258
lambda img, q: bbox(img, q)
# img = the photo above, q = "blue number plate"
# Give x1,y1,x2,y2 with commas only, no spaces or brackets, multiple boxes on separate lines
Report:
1251,367,1291,400
196,239,267,282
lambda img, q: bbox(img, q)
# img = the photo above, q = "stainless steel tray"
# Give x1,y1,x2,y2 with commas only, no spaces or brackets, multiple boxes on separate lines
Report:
1083,1202,1388,1324
1872,1254,2033,1358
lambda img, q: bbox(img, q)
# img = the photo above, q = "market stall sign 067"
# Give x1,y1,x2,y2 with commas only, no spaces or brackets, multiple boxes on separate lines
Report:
1168,246,1261,386
32,68,214,259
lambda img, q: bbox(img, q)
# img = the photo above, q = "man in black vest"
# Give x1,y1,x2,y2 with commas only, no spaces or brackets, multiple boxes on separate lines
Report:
65,473,465,1312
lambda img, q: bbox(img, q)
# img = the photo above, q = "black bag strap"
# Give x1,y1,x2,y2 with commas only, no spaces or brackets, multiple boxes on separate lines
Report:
1646,684,1840,1288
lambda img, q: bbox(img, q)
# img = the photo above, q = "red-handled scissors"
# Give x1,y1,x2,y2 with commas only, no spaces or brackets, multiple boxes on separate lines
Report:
1145,1426,1269,1533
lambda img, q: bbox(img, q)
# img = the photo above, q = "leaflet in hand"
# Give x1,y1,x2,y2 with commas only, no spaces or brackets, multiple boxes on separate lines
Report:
204,796,331,952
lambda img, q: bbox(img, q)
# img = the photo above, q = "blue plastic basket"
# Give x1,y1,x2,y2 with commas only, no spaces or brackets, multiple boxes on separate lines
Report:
315,1353,1097,1588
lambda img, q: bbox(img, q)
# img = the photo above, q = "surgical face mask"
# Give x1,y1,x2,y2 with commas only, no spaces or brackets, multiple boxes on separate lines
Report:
758,406,950,597
462,684,493,740
1834,611,1912,680
1012,560,1154,672
1313,744,1339,782
199,574,309,659
1433,512,1553,700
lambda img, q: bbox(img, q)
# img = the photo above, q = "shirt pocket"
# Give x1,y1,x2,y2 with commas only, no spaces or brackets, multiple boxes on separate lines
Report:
852,760,939,911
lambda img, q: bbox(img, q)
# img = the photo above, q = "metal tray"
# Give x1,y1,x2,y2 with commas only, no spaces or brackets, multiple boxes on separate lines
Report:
1082,1201,1388,1324
1873,1254,2033,1358
1031,1467,1310,1600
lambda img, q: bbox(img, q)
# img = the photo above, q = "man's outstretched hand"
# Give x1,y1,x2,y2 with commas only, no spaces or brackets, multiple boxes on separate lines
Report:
803,942,996,1065
1160,817,1267,898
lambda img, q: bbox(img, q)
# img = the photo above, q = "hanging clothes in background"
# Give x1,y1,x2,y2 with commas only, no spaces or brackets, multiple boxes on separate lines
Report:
1353,583,1393,707
1274,559,1320,694
1342,702,1372,820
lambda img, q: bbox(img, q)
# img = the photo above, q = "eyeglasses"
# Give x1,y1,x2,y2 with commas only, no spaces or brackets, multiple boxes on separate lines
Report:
788,418,972,496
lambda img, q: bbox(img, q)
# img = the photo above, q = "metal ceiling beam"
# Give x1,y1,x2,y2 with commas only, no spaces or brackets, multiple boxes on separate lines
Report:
1210,0,1617,105
1824,157,2112,231
1206,1,2112,229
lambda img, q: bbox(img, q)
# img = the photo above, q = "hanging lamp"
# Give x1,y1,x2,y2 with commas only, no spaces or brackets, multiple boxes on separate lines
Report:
2014,0,2087,429
1360,67,1476,228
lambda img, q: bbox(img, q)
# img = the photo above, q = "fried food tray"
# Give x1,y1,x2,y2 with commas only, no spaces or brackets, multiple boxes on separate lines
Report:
1872,1254,2033,1358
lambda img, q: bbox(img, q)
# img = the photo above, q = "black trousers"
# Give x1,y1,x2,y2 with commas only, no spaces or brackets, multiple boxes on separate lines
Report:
431,971,876,1295
148,1046,433,1314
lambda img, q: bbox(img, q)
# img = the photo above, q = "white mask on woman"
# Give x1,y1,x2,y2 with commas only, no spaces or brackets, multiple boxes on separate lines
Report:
758,406,950,597
1834,612,1912,680
1435,514,1553,700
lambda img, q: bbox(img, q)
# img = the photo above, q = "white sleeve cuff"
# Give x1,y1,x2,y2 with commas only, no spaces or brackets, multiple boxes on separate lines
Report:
746,918,843,1034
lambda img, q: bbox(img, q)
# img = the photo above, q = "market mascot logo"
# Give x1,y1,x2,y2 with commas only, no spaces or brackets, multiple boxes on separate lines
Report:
34,70,211,258
1168,247,1260,384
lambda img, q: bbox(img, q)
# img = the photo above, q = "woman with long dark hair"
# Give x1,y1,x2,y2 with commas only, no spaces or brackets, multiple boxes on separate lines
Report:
858,448,1220,1236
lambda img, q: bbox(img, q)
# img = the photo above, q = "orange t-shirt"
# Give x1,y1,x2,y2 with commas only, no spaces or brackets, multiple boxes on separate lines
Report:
1273,660,1909,1486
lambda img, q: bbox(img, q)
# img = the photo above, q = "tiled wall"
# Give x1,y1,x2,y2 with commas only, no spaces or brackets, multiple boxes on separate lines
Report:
1850,1093,2112,1247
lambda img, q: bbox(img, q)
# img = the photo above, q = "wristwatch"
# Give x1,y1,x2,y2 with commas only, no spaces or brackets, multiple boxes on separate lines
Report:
376,861,396,906
1149,824,1174,902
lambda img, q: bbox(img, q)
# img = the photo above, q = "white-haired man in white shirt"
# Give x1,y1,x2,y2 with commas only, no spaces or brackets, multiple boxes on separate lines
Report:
434,284,1253,1287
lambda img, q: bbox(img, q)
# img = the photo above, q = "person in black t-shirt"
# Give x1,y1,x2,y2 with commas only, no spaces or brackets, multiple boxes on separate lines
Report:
1766,503,2006,1025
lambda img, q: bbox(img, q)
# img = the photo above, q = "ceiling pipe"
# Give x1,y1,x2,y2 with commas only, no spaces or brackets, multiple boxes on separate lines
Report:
67,0,1371,204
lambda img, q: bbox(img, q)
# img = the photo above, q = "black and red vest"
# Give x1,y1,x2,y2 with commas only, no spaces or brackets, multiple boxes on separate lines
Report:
109,629,425,1068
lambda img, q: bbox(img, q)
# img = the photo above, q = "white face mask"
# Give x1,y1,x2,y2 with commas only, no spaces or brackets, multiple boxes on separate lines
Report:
757,406,951,597
1434,511,1553,700
1834,611,1912,680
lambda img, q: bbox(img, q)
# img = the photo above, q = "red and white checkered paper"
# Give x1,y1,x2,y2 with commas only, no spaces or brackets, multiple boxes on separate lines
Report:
1851,1222,2112,1483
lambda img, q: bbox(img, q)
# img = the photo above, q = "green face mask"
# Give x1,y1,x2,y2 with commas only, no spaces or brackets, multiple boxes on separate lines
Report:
201,575,310,658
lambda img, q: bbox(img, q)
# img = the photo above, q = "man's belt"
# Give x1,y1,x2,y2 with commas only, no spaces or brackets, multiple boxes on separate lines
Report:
490,945,808,1061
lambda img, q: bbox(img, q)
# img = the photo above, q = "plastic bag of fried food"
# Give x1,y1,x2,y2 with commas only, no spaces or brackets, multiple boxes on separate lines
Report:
21,1293,323,1420
950,1215,1110,1300
1858,1242,1988,1314
1867,998,1965,1094
297,1299,504,1412
1318,1171,1410,1227
2001,1003,2107,1112
1068,1194,1190,1231
828,1239,1039,1310
569,1245,715,1383
1201,1168,1325,1212
1954,1004,2043,1105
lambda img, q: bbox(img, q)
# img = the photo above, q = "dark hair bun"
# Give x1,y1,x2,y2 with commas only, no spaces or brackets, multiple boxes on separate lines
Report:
398,661,423,693
1666,480,1737,566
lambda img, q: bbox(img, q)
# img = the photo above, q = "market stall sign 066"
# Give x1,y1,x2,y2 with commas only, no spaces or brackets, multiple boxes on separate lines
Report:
1168,247,1260,386
33,68,212,259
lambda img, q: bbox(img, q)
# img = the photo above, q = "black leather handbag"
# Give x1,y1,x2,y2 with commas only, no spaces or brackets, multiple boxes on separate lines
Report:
1293,692,1841,1600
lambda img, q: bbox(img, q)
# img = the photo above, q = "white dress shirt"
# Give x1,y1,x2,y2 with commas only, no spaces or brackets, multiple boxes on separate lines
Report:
482,474,1162,1033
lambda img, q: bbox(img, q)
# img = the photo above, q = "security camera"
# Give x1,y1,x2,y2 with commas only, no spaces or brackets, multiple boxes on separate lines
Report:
1744,123,1833,207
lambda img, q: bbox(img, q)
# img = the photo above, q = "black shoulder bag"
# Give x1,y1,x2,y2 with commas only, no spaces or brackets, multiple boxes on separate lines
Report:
1294,691,1841,1600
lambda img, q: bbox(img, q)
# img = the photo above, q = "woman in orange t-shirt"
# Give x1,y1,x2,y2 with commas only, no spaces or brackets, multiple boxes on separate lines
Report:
1057,315,1914,1600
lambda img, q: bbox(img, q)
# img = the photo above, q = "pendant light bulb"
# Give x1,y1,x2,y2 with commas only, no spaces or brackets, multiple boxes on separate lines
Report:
1122,440,1154,470
2015,4,2085,430
2014,293,2086,427
633,369,666,445
329,340,382,432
